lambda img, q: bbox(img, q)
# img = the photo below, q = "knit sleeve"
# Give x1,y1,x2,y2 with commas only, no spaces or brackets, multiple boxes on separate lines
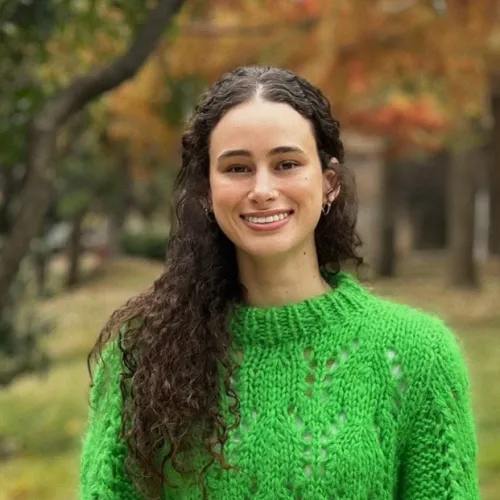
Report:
79,340,143,500
399,321,479,499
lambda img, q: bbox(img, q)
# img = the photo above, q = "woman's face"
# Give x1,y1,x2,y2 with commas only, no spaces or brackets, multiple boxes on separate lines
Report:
208,98,336,262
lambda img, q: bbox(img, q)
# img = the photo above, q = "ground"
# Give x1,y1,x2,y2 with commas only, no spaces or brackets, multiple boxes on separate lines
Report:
0,255,498,500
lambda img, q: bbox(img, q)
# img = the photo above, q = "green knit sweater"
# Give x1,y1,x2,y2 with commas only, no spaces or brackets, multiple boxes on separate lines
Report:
79,272,479,499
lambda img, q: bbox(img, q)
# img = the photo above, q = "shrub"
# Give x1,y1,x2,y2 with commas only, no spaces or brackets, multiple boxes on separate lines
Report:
120,231,168,261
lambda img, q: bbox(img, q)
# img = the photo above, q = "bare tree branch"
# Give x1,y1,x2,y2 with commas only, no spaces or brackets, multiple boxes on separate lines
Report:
0,0,185,309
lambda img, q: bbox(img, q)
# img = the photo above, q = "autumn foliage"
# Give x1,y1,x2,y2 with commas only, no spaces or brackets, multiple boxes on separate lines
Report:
39,0,500,172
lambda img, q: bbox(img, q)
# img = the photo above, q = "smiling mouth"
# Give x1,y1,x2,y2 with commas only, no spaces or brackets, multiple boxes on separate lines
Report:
241,211,293,224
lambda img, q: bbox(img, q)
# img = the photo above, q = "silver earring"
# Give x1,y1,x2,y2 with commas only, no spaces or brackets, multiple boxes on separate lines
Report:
321,202,332,216
204,208,215,222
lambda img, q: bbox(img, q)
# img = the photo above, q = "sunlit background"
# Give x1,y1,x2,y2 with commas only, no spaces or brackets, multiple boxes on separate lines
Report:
0,0,499,498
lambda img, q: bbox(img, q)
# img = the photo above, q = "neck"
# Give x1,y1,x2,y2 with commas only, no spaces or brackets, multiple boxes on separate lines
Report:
237,248,331,307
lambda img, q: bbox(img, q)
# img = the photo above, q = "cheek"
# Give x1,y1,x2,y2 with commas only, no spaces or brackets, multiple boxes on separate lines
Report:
210,178,243,212
288,173,324,205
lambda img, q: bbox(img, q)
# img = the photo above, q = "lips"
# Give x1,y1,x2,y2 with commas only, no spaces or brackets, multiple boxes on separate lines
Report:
242,211,293,225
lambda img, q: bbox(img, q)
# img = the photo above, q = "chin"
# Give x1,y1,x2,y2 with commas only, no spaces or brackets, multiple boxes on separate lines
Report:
237,239,297,260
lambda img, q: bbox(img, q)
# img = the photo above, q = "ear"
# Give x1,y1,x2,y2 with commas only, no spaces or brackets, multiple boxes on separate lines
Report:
322,158,340,204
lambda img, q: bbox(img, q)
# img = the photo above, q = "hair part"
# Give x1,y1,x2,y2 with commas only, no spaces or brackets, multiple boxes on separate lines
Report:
88,65,363,498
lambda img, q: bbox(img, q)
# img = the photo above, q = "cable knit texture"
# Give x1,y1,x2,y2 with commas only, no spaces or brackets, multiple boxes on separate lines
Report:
79,272,479,499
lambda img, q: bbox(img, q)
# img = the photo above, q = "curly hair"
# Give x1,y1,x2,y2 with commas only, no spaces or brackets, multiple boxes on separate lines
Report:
88,65,363,498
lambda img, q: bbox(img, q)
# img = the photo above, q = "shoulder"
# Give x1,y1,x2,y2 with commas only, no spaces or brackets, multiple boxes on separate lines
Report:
357,290,473,421
89,321,139,403
92,318,142,373
356,287,467,381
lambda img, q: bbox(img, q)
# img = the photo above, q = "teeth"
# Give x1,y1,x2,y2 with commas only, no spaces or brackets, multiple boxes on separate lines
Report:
245,212,290,224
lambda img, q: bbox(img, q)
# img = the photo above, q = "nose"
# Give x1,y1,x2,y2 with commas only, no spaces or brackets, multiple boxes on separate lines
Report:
248,168,278,205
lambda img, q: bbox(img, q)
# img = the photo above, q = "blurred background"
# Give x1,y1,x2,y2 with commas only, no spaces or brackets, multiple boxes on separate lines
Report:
0,0,499,498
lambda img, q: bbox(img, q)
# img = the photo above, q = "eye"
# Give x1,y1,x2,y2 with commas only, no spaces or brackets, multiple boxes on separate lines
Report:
226,165,250,173
277,160,300,170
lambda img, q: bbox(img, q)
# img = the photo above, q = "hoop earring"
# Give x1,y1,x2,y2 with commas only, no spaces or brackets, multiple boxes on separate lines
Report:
321,202,332,216
204,208,215,222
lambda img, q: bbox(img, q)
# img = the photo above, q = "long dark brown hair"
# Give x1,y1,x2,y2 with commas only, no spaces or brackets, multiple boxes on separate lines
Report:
88,65,363,497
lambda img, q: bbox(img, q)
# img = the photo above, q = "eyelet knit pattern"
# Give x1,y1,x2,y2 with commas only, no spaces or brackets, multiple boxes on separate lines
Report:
79,272,479,499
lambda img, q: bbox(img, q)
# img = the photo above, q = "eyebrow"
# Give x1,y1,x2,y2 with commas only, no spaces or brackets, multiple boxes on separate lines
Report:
217,145,305,161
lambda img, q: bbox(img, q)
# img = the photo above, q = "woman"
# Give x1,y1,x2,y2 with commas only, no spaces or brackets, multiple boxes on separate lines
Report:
80,66,479,499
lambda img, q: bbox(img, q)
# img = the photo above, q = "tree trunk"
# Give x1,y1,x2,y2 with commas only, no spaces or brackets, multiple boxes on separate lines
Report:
66,210,87,288
33,249,48,297
0,168,15,235
411,203,447,250
0,163,27,236
489,164,500,255
0,0,185,311
405,151,449,251
108,204,129,258
489,83,500,255
376,156,399,277
448,148,478,288
107,144,132,256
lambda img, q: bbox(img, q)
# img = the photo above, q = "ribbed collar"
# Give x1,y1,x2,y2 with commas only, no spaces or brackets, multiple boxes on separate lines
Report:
229,271,370,348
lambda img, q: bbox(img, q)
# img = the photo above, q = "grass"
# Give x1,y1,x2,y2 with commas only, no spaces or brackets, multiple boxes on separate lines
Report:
0,255,499,499
0,258,161,500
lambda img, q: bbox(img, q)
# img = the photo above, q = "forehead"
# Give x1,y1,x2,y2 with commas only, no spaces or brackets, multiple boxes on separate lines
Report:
209,98,316,156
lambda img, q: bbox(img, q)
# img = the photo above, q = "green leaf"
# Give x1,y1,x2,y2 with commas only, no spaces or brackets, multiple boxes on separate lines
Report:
56,189,92,218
